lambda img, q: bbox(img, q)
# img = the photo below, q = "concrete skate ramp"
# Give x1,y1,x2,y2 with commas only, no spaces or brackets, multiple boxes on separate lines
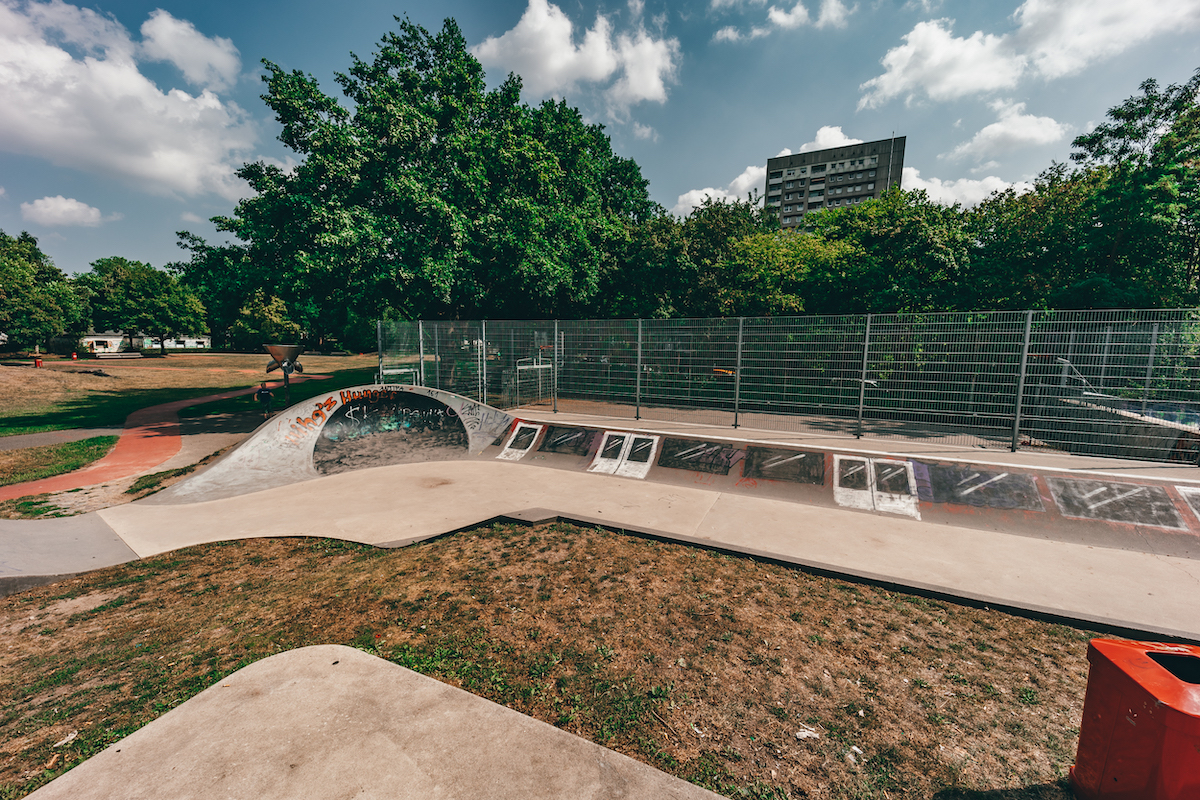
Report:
150,385,513,504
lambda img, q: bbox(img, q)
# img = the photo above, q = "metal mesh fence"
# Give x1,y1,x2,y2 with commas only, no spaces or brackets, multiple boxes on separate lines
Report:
378,309,1200,463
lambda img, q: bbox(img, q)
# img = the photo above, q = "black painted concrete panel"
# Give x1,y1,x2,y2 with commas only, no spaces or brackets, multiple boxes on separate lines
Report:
927,466,1044,511
1046,477,1185,529
657,438,745,475
742,447,825,485
537,426,599,457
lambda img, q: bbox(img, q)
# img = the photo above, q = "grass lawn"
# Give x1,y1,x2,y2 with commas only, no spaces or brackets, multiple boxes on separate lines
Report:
0,437,119,488
0,354,378,437
0,523,1090,800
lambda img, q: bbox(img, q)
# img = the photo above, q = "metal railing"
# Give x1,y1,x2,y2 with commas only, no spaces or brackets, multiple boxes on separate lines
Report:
378,309,1200,464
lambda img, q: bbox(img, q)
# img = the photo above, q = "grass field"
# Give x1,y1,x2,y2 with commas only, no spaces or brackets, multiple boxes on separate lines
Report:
0,437,119,488
0,354,378,437
0,523,1090,800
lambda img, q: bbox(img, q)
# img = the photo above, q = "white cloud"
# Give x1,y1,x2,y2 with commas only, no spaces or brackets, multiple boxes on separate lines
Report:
472,0,679,119
798,125,863,153
0,186,5,197
606,28,680,113
859,19,1020,108
671,163,766,216
815,0,853,28
860,0,1200,109
0,0,255,200
180,211,205,223
727,0,854,39
1015,0,1200,79
631,122,658,141
20,195,116,226
945,100,1067,161
140,9,240,92
710,0,767,9
901,166,1032,207
767,2,810,29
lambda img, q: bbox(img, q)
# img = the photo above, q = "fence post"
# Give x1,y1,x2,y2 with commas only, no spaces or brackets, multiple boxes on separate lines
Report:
1143,322,1159,416
636,319,643,420
734,317,744,428
481,320,488,405
553,320,559,413
417,320,425,386
376,320,383,385
1011,310,1034,452
856,314,872,438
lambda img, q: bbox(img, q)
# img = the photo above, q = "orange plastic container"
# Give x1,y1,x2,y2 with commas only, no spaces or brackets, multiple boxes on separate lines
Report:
1071,639,1200,799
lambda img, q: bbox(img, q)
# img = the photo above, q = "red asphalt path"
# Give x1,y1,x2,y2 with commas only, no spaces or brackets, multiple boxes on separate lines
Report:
0,376,330,502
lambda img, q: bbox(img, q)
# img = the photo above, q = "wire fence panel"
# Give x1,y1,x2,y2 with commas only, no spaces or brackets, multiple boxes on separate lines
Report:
639,318,739,427
377,320,421,385
861,312,1028,448
738,315,867,436
378,309,1200,464
555,319,641,418
1020,309,1200,462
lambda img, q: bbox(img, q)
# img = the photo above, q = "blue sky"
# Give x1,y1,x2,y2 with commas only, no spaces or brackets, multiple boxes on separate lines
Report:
2,0,1199,274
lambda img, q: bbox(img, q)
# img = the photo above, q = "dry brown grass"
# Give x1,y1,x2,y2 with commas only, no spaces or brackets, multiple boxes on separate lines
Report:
0,523,1090,800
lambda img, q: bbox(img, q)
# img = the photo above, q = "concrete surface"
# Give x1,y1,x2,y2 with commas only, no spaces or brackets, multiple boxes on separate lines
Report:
0,513,136,596
516,410,1200,484
28,644,723,800
88,460,1200,642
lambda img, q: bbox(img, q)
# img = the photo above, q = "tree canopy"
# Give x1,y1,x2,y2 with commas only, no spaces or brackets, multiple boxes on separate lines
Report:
178,17,654,349
161,33,1200,346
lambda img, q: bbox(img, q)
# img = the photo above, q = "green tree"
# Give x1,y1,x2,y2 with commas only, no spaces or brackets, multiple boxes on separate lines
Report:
1064,68,1200,307
0,230,89,351
184,17,653,345
227,289,303,351
713,230,858,317
804,189,973,313
79,257,207,353
968,163,1106,309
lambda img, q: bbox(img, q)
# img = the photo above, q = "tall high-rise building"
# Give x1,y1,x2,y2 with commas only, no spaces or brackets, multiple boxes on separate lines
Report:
764,136,905,227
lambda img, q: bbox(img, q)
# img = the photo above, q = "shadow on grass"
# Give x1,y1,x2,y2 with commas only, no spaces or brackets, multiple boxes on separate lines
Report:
0,368,380,439
933,779,1074,799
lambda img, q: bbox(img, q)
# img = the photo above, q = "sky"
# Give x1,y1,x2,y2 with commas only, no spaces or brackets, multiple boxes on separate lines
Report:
2,0,1199,275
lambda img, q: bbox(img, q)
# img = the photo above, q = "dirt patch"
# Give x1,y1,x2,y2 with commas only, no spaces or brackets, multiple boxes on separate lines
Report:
0,523,1091,799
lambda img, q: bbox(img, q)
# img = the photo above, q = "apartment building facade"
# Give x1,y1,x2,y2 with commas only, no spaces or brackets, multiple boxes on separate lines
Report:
764,135,905,227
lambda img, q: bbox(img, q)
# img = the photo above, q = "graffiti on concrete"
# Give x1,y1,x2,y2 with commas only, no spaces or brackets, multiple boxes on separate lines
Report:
538,426,600,457
314,390,469,475
657,438,745,476
282,397,339,447
833,455,920,519
924,466,1045,511
742,447,825,484
1046,478,1186,529
588,432,659,479
497,423,544,461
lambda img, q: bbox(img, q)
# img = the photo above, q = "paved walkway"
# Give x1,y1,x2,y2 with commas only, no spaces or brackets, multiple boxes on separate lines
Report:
0,377,328,502
29,644,721,800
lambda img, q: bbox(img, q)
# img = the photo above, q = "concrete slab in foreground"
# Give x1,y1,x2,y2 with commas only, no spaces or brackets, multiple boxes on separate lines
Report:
28,644,721,800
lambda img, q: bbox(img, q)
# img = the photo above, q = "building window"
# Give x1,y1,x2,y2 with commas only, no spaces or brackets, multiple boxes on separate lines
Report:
769,170,782,179
785,181,794,188
812,164,826,173
868,170,876,177
798,178,807,186
867,182,875,190
799,167,807,174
